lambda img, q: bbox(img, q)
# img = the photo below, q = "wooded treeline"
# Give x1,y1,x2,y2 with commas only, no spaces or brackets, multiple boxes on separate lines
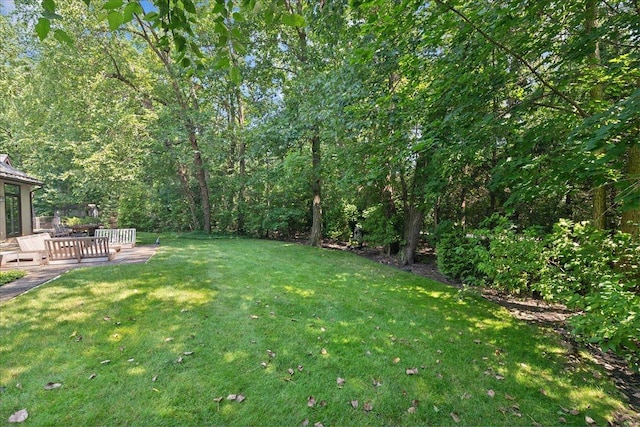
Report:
1,0,638,367
1,0,638,248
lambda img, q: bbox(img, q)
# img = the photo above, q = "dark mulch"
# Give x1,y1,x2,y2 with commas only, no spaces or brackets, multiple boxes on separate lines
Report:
323,240,640,421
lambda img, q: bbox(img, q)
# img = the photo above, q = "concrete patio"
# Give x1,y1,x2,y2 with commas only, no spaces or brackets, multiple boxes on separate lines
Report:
0,245,158,303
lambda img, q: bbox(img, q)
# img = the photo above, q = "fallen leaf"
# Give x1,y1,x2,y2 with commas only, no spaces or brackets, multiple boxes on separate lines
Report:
44,382,62,390
8,409,28,423
350,400,358,409
363,402,373,412
308,396,316,407
103,316,111,321
302,419,309,426
539,388,547,396
393,357,401,364
321,348,328,355
473,339,482,344
100,360,111,365
289,368,295,375
250,315,259,319
406,367,419,375
176,357,183,363
88,373,97,380
227,394,237,400
487,389,495,397
213,397,224,403
461,392,472,400
267,350,276,358
69,331,77,338
585,416,595,425
505,394,515,401
260,362,268,368
337,377,345,386
297,365,304,371
152,375,158,382
558,416,567,424
128,358,135,362
183,351,194,356
569,409,580,416
314,423,324,427
236,394,246,403
165,337,173,342
319,400,327,407
407,406,417,414
494,374,505,380
450,412,461,423
372,378,382,387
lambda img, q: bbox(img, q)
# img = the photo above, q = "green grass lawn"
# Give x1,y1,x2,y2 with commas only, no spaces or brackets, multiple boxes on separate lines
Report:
0,236,635,426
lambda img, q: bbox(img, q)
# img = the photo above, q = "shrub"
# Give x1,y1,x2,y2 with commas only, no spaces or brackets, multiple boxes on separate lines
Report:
0,270,26,286
477,225,547,296
436,225,488,286
361,204,401,248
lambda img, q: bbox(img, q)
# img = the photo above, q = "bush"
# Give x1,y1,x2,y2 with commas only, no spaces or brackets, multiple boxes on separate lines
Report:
436,225,488,286
361,204,401,248
477,225,547,296
459,218,639,371
0,270,26,286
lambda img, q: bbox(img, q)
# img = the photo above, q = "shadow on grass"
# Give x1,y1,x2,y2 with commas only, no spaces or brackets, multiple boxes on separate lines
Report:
0,239,633,426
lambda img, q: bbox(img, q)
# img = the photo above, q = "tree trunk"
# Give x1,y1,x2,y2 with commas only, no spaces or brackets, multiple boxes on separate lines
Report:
175,162,200,229
621,143,640,237
308,132,323,247
586,0,608,230
186,120,211,233
236,90,247,234
402,204,423,266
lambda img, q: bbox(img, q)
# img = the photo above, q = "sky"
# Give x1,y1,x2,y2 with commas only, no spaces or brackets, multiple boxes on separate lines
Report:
0,0,16,15
0,0,155,16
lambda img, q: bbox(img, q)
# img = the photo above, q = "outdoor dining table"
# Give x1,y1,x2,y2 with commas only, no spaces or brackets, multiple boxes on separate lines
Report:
69,224,100,236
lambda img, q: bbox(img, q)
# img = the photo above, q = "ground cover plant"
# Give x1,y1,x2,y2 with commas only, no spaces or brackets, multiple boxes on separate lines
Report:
0,237,635,426
0,271,25,287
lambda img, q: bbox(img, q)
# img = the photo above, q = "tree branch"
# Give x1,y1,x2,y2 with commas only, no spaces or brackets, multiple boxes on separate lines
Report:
435,0,589,118
104,48,167,107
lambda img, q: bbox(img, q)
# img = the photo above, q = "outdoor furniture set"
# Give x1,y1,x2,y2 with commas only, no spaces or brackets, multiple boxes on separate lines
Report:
0,228,136,267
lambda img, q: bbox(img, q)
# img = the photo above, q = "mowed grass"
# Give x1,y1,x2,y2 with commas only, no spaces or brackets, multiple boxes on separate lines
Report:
0,237,634,426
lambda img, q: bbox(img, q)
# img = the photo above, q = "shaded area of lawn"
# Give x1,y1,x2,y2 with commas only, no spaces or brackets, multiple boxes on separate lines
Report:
0,238,636,426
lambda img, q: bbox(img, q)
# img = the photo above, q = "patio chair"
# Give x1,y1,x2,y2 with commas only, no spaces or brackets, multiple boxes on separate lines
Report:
53,223,71,237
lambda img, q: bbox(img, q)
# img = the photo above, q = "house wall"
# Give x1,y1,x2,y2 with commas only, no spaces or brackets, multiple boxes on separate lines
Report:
0,180,35,241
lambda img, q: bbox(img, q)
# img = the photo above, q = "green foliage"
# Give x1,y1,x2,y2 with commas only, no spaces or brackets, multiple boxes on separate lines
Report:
451,218,640,370
435,224,488,286
0,239,632,425
477,225,546,296
360,204,400,248
0,270,26,286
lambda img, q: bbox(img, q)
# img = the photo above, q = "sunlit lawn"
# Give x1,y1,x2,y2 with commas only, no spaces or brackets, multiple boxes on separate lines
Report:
0,236,634,426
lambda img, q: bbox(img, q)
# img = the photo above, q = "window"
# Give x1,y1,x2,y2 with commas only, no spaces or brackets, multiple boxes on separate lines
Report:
5,183,21,238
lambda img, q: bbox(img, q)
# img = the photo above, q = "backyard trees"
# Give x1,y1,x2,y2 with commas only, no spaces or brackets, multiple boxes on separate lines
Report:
12,0,639,242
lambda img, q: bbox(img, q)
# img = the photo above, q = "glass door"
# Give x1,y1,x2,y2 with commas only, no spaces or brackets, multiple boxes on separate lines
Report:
5,184,21,238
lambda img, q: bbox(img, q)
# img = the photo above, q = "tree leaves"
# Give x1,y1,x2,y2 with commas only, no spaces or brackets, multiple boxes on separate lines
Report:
282,13,305,28
35,19,51,42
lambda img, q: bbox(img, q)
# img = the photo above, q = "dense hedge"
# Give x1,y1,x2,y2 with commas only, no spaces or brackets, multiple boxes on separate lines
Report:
436,219,640,372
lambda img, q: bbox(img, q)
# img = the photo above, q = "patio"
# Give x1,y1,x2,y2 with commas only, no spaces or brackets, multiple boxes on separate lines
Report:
0,245,158,303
